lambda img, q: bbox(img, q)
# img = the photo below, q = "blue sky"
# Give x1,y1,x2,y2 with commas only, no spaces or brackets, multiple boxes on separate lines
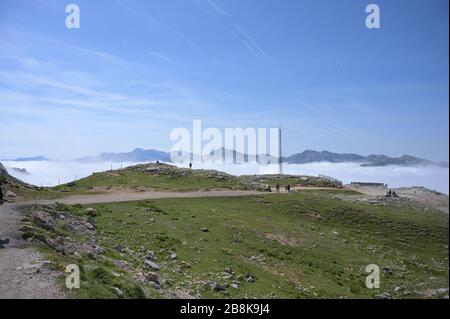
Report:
0,0,448,161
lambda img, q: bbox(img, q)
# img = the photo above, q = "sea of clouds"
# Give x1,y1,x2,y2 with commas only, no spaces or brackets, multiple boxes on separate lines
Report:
2,160,449,194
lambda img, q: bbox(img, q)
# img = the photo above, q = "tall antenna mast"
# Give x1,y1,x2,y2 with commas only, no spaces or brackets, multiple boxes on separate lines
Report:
278,124,282,175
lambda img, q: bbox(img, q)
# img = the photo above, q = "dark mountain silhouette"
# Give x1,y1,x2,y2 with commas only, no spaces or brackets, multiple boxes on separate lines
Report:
75,148,171,163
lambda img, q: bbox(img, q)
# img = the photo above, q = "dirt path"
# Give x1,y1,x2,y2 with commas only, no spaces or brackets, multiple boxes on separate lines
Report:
0,189,261,299
0,203,66,299
25,189,261,205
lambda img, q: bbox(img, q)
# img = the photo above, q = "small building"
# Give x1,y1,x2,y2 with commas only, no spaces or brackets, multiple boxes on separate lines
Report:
350,182,387,188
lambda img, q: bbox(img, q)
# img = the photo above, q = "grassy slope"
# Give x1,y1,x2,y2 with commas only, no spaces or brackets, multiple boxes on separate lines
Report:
41,189,448,299
16,163,340,199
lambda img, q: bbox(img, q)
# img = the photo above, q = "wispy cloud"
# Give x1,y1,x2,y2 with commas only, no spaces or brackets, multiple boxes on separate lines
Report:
207,0,228,16
234,25,271,63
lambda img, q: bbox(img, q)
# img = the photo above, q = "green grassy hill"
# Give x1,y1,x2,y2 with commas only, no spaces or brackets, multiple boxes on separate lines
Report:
28,163,339,197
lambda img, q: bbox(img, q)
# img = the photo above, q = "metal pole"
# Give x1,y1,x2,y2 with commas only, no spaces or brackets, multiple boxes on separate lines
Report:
278,124,282,175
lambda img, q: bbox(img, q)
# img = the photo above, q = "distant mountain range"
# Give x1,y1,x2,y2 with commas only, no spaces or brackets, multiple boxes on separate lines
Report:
1,156,49,162
75,148,171,163
283,150,449,168
3,148,448,168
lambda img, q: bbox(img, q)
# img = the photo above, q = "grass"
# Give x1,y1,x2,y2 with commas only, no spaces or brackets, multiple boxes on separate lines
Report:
36,189,449,299
4,163,341,200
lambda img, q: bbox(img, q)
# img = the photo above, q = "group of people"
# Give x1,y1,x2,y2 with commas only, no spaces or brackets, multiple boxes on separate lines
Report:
275,183,292,193
385,189,398,198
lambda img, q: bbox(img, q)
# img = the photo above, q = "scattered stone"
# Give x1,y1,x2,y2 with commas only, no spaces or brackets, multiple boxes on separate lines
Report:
383,266,393,275
151,282,161,290
170,253,177,260
231,283,239,289
115,244,125,253
0,238,10,248
145,251,156,261
146,272,159,283
246,272,256,283
6,190,17,198
212,282,228,291
72,251,82,259
32,211,54,231
200,227,209,232
84,208,97,217
225,265,234,274
144,259,160,271
114,260,131,270
112,286,123,297
93,245,105,254
376,292,392,299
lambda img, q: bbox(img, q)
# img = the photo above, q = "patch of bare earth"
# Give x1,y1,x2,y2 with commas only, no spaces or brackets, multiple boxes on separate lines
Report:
0,203,66,299
264,233,302,247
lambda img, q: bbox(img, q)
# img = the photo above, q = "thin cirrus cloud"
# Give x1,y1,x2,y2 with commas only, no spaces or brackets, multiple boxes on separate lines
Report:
207,0,228,16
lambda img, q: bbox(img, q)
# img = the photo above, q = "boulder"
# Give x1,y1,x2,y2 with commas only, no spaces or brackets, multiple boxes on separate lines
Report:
212,282,228,292
6,190,17,198
146,272,159,283
144,260,160,271
32,211,54,231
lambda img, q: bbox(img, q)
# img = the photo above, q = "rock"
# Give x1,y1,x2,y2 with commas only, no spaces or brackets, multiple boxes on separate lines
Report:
435,288,449,295
200,227,209,232
170,253,177,260
231,283,239,289
145,251,156,261
84,208,96,216
212,282,228,291
93,245,105,254
32,211,54,231
382,266,393,275
225,265,234,274
54,244,65,254
86,216,96,228
114,260,131,270
6,190,17,198
115,244,125,253
151,282,161,290
376,292,392,299
144,260,160,271
112,286,123,297
0,238,10,248
72,252,82,259
146,272,159,283
246,272,256,283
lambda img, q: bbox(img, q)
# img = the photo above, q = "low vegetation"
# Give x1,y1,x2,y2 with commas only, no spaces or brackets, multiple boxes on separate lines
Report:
21,189,449,299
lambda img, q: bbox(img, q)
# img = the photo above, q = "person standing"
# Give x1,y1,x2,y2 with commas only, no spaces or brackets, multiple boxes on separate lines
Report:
189,162,192,170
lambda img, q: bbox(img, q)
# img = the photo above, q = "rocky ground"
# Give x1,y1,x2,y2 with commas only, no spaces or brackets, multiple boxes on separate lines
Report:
0,203,66,299
346,185,449,214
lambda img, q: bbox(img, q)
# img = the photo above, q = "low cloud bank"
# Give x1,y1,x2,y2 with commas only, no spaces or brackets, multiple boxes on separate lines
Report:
3,160,449,194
